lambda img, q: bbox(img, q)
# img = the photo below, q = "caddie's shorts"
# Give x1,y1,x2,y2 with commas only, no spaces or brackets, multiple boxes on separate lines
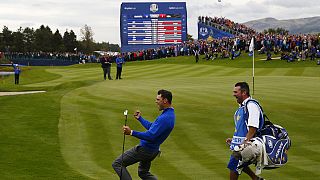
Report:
227,155,240,174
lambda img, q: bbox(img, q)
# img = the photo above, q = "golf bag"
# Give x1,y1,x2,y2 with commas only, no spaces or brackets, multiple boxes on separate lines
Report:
256,120,291,169
233,100,291,175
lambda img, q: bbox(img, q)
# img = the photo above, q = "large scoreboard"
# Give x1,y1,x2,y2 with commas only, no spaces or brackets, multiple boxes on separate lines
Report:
120,2,187,52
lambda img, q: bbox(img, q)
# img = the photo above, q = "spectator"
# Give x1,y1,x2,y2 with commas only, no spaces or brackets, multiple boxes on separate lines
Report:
100,54,113,80
116,54,125,80
14,65,21,84
193,45,200,63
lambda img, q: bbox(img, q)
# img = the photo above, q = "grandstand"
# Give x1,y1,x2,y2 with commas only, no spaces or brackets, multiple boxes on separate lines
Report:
198,16,256,40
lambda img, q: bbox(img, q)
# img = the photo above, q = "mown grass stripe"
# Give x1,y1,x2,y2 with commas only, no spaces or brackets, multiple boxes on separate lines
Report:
153,158,192,180
254,68,277,76
206,67,247,77
284,67,306,76
187,65,227,77
59,90,116,179
137,65,190,79
301,66,320,77
157,65,206,78
218,67,248,76
125,63,177,75
171,126,226,178
158,137,219,179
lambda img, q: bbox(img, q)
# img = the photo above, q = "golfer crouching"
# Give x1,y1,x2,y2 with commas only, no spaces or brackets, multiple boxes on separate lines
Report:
112,89,175,180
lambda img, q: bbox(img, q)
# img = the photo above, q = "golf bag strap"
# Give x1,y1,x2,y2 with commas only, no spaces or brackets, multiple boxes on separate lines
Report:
245,99,271,126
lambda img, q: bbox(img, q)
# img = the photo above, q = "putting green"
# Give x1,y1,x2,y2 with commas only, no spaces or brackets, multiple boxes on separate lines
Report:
1,55,320,179
56,60,320,179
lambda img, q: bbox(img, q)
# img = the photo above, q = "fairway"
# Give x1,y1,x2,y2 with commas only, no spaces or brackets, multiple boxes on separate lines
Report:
1,55,320,179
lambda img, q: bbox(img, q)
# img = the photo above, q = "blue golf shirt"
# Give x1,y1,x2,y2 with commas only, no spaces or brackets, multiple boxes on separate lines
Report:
132,107,175,152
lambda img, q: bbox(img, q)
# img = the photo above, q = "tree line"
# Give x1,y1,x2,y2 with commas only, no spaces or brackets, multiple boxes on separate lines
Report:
0,25,120,54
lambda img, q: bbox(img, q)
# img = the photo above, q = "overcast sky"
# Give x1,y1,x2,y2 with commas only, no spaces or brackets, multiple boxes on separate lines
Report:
0,0,319,44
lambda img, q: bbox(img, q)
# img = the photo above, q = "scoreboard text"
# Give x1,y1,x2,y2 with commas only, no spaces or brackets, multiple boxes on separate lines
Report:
120,2,187,52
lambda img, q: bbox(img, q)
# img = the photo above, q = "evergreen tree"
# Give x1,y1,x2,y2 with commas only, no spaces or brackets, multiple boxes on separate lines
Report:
1,24,120,54
52,29,63,52
93,41,120,52
69,30,78,52
1,26,13,52
23,27,35,52
34,25,53,52
63,30,77,52
12,27,25,52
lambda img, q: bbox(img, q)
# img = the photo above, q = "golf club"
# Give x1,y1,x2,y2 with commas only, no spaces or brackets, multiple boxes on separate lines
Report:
120,109,128,179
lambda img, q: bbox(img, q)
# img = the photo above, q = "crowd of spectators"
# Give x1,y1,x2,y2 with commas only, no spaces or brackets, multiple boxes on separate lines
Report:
119,33,319,63
198,16,256,36
3,52,98,63
120,33,320,63
254,33,320,62
119,40,242,62
3,33,319,65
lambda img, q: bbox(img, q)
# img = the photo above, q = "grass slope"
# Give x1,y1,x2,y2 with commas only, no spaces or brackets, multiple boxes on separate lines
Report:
0,54,320,179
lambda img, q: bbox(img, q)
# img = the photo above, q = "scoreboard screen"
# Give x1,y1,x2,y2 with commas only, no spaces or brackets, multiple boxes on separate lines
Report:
120,2,187,52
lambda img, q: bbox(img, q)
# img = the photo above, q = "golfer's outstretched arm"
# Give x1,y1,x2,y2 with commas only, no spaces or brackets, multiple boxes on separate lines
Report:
137,116,153,130
132,117,168,141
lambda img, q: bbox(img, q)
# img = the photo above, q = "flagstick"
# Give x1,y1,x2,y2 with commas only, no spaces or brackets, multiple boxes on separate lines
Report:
249,36,255,96
252,49,255,96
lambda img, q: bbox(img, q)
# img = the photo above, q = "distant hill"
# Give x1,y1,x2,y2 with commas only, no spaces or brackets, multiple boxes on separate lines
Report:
244,16,320,34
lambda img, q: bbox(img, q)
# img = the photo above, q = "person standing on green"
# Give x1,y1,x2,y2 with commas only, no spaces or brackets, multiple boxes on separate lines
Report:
14,65,21,84
116,54,125,79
